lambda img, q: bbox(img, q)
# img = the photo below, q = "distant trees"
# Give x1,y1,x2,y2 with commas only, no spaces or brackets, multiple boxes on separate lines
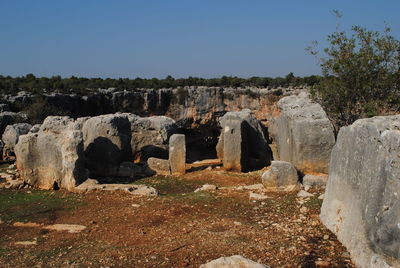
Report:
309,19,400,132
0,74,321,96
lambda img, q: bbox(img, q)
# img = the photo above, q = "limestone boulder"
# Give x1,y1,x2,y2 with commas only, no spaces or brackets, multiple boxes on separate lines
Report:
0,112,27,137
82,114,132,177
261,160,299,191
74,178,158,196
269,92,335,173
147,157,170,176
302,174,328,188
2,123,32,159
321,115,400,267
15,116,87,191
129,115,178,162
217,109,271,172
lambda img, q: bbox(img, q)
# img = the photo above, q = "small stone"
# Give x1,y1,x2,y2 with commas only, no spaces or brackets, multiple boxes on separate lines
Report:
249,192,270,200
131,204,141,208
200,255,269,268
323,234,329,240
300,207,309,213
315,260,330,267
318,194,325,200
233,221,242,226
297,190,314,198
44,224,87,233
13,222,42,228
194,184,217,192
14,240,37,246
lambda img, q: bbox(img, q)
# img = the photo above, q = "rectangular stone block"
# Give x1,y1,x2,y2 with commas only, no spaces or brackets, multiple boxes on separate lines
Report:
169,134,186,175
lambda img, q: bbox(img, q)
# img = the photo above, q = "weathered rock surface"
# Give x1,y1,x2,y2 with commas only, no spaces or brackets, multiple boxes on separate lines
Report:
217,109,271,172
321,115,400,268
261,161,299,191
147,157,170,175
129,115,177,162
74,178,158,196
2,123,32,159
200,255,270,268
169,134,186,175
4,87,302,128
0,112,27,138
15,116,87,191
82,114,132,177
269,92,335,173
302,174,328,188
29,124,41,133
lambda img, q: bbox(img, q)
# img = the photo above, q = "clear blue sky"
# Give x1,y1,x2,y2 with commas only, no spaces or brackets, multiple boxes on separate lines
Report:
1,0,399,79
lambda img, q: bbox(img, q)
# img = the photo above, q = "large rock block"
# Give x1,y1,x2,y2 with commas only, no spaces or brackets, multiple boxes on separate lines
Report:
147,157,170,176
320,115,400,267
15,116,86,191
2,123,32,159
129,115,177,162
169,134,186,175
269,92,335,173
218,109,271,172
261,160,299,191
82,114,132,177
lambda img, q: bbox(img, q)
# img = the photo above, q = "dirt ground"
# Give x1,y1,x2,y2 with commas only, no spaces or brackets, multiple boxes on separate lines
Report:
0,169,354,268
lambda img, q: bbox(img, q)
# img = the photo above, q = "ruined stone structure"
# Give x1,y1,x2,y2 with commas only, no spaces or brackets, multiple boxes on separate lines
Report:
14,114,178,190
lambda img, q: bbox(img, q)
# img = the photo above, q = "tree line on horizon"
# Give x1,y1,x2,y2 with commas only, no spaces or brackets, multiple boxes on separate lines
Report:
0,73,320,95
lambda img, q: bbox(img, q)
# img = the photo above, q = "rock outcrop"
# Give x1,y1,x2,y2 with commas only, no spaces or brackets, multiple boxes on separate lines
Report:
320,115,400,267
15,116,86,191
261,160,299,191
217,109,271,172
269,92,335,173
2,123,32,159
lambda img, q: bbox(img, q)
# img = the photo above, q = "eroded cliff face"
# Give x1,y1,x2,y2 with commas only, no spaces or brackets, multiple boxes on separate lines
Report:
4,87,301,161
3,87,304,126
